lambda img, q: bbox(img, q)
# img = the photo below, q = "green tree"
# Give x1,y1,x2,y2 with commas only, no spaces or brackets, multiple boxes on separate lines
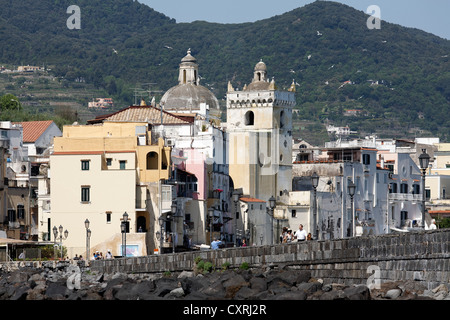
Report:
0,94,22,111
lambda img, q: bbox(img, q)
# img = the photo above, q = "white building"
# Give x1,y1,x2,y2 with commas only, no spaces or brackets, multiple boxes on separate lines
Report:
290,137,425,239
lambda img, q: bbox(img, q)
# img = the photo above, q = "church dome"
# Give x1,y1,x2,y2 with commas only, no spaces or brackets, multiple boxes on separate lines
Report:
254,60,267,71
181,50,197,63
160,83,220,111
160,49,220,111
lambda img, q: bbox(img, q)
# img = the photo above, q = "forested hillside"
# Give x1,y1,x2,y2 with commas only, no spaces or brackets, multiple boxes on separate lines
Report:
0,0,449,143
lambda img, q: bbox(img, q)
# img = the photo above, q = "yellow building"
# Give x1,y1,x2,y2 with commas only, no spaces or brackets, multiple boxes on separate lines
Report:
431,143,450,175
51,120,171,258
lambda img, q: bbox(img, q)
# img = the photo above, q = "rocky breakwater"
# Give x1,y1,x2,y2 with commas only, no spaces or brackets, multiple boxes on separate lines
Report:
0,261,448,300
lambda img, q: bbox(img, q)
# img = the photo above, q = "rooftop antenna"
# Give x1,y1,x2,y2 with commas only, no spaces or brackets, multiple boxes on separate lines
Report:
132,82,163,106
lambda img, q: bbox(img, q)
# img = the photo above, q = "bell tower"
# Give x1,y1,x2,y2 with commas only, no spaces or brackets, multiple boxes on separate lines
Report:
226,60,296,203
178,48,198,85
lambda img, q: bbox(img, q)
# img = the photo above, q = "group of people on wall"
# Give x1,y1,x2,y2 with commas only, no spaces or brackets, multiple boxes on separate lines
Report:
280,224,312,243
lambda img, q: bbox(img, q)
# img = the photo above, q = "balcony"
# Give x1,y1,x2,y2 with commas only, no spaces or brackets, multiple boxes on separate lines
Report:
388,193,422,202
135,199,147,211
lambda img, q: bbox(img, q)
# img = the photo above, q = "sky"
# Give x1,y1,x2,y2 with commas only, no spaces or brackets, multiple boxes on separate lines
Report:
140,0,450,40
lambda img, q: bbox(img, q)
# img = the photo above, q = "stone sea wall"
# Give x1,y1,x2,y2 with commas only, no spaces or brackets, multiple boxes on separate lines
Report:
90,229,450,289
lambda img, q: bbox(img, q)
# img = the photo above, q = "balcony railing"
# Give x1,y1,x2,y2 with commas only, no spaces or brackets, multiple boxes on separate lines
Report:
388,193,423,201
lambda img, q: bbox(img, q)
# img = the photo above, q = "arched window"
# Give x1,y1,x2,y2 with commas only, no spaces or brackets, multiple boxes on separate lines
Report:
147,152,159,170
183,70,186,84
280,110,285,128
245,111,254,126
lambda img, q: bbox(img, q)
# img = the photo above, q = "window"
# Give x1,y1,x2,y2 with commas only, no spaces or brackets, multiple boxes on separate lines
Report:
7,209,16,222
400,211,408,225
343,152,352,162
17,205,25,219
412,184,420,194
280,110,285,128
81,186,90,203
106,212,111,223
119,160,126,170
292,209,297,218
106,158,112,166
400,183,408,194
81,160,90,171
146,152,158,170
245,111,254,126
390,183,398,193
362,154,370,165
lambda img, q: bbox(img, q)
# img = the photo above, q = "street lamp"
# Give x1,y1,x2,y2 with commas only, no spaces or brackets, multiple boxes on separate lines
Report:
121,212,128,257
268,196,276,212
232,190,240,247
85,219,91,262
348,181,356,237
268,196,276,245
311,172,319,239
53,225,68,260
158,215,165,254
171,202,177,253
419,149,430,228
208,207,214,247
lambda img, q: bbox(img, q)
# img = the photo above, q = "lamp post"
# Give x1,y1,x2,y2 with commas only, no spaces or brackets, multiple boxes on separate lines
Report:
311,172,319,240
268,196,276,245
208,207,214,247
158,215,165,254
171,202,177,253
121,212,128,257
85,219,91,262
232,190,240,247
419,149,430,228
348,181,356,237
53,225,68,260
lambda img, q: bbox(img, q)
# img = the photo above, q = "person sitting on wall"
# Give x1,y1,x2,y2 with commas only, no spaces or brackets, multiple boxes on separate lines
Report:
211,238,222,250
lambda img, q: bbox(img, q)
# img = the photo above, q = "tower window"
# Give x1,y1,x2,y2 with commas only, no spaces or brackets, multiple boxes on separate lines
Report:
245,111,254,126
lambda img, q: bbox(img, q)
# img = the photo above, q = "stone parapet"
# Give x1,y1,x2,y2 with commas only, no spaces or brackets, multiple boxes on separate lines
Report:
90,229,450,289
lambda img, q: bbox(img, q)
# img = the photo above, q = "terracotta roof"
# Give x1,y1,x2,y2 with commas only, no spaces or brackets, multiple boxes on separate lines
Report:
240,197,266,203
16,120,54,143
87,105,193,125
429,210,450,218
